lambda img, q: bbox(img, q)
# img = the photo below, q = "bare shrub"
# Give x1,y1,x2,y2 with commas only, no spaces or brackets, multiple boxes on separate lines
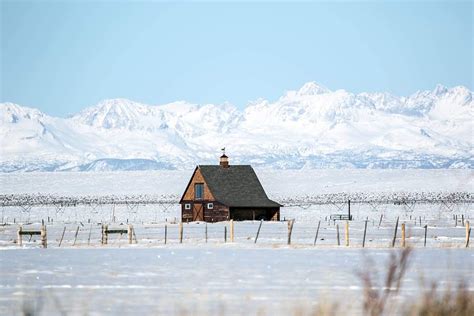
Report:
358,247,412,316
405,281,474,316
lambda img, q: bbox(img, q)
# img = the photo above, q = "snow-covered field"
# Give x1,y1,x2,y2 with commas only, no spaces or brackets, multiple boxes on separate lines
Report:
0,169,473,315
0,168,472,196
0,248,473,315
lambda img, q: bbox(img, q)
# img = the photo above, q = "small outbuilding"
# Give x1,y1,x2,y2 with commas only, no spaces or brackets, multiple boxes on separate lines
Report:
179,153,281,222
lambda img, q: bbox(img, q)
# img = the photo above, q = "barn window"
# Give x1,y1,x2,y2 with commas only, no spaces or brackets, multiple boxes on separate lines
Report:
207,203,213,209
185,203,191,210
195,183,204,199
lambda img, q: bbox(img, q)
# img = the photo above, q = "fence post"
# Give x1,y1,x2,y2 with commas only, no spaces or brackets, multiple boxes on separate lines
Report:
164,225,167,244
287,219,295,245
423,225,428,247
362,220,368,248
127,225,133,244
313,220,321,246
102,224,108,245
392,217,399,247
230,220,234,242
254,219,263,244
59,226,66,247
378,214,383,228
336,224,340,246
87,224,92,245
17,225,22,246
179,222,183,244
345,221,349,247
401,223,406,248
73,225,80,246
41,225,47,248
466,221,470,248
224,226,227,243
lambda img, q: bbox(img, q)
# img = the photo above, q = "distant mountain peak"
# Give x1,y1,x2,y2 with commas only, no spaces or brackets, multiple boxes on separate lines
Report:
297,82,331,95
1,83,472,171
432,84,448,96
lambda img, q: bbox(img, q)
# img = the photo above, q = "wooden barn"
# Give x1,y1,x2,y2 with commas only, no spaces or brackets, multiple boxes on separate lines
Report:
179,154,281,222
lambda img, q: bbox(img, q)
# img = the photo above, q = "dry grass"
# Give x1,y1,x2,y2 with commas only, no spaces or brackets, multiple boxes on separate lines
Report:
357,247,413,316
355,247,473,316
405,281,474,316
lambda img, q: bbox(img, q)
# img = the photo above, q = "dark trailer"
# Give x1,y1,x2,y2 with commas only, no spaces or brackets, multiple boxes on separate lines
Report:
179,154,281,222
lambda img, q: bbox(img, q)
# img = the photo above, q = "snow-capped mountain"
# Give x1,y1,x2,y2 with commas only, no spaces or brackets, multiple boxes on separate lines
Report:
1,83,472,172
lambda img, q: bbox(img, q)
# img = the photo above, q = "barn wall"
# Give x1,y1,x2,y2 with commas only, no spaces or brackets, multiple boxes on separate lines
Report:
181,201,229,222
181,204,193,222
230,207,280,221
182,168,215,201
203,202,229,222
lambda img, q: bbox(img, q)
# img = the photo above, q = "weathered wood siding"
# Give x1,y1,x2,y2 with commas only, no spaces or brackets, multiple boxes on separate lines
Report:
181,201,229,222
182,168,215,201
203,202,229,222
182,204,193,222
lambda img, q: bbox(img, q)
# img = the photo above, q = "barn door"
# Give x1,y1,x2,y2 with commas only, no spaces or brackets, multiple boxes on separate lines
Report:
192,203,204,221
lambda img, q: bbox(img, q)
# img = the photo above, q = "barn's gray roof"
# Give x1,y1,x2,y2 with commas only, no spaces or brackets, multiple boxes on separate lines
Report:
198,165,281,208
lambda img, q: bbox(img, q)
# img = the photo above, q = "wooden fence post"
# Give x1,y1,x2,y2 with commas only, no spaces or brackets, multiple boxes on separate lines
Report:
41,225,47,248
179,222,183,244
132,227,138,244
336,224,340,246
362,220,368,248
164,225,167,244
127,225,133,244
401,223,406,248
423,225,428,247
313,220,321,246
392,217,399,247
59,226,66,247
345,221,349,247
73,226,80,246
254,219,263,244
17,225,22,246
102,224,108,245
287,219,295,245
466,221,470,248
230,220,234,242
87,225,92,245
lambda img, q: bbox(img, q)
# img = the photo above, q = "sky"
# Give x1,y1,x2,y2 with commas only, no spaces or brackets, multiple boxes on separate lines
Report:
1,0,472,117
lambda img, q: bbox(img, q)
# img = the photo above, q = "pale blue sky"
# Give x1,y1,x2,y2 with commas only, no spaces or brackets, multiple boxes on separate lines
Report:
1,0,472,117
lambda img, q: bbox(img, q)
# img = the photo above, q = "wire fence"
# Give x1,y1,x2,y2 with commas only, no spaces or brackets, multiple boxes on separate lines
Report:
0,216,470,249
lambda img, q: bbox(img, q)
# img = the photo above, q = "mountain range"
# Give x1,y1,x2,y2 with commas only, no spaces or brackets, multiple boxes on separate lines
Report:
0,82,472,172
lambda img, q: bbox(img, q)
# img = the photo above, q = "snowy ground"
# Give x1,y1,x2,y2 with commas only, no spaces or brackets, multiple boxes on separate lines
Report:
0,169,472,196
0,169,473,315
1,248,473,315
